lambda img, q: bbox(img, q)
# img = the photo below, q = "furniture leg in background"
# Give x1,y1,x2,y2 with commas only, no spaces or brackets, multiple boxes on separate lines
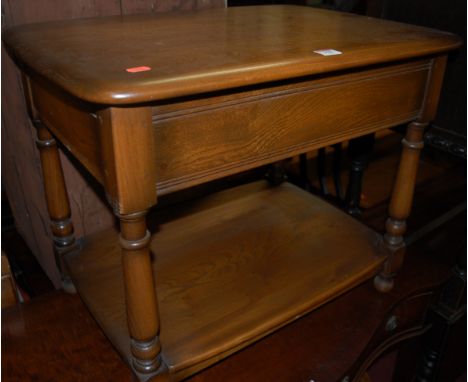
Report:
317,143,344,198
414,245,466,382
317,148,329,195
298,144,343,199
266,160,288,186
299,153,312,191
345,134,375,217
391,240,466,382
332,143,344,200
298,137,373,216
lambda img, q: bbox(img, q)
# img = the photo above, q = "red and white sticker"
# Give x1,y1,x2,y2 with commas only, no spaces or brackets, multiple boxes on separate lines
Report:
313,49,342,56
126,66,152,73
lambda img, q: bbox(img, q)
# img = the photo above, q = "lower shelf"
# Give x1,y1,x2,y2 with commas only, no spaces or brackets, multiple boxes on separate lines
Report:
65,181,388,380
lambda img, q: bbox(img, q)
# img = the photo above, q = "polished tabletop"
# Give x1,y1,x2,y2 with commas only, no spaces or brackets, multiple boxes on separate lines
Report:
3,5,461,104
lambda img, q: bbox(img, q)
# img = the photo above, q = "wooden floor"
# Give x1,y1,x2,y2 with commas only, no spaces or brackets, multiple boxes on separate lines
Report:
2,130,466,381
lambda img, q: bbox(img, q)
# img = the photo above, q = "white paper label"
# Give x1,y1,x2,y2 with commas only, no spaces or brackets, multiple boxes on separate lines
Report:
313,49,342,56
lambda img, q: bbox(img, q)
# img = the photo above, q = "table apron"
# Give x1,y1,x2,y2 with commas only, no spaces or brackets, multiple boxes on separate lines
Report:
153,59,431,195
29,58,432,197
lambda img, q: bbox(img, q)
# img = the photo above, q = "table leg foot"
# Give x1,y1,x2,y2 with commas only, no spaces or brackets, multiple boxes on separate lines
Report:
374,274,394,293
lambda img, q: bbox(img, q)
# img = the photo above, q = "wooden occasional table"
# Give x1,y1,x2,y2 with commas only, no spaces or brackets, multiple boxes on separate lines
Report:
3,6,460,381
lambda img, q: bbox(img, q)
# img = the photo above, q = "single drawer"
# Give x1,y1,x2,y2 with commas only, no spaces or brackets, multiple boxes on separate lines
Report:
153,59,431,195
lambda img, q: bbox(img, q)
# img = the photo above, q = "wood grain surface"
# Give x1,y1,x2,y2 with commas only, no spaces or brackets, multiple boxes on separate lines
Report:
99,107,158,214
152,59,429,194
65,180,387,380
3,5,461,105
28,77,103,183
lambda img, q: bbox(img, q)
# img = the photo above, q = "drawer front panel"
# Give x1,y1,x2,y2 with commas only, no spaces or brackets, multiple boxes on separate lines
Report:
30,79,103,183
153,60,431,195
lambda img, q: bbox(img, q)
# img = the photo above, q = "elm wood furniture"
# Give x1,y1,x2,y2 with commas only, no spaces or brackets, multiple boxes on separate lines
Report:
3,5,461,381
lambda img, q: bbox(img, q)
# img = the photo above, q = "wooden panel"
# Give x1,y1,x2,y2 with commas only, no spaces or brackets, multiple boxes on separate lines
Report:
29,79,103,183
153,60,430,194
65,181,388,380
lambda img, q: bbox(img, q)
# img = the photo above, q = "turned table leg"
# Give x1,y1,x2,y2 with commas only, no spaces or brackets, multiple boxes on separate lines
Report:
99,106,165,378
374,56,448,292
374,121,426,292
35,122,77,293
118,211,161,374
